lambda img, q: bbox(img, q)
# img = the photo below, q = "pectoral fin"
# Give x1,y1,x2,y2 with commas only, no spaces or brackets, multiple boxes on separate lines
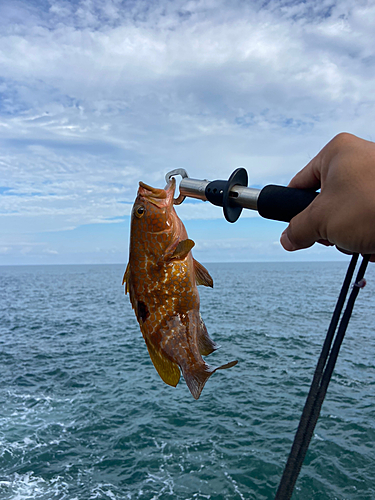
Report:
171,239,195,260
122,262,137,310
193,259,213,287
122,263,130,293
159,239,195,264
145,339,181,387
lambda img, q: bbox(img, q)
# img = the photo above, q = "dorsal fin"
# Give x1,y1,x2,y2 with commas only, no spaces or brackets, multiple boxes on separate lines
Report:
193,259,213,287
145,339,181,387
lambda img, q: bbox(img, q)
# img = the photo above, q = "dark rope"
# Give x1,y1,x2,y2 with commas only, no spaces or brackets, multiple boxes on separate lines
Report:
275,254,370,500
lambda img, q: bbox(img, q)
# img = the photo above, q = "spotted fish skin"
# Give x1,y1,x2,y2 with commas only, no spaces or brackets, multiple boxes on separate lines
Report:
123,178,237,399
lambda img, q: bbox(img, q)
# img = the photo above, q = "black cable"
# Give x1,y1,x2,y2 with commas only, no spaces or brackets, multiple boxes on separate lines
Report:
274,254,358,499
275,254,370,500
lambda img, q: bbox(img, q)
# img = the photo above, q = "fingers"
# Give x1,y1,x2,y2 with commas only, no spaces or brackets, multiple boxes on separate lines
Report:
281,135,343,251
281,133,375,258
287,133,356,191
288,157,321,191
280,149,324,251
280,229,298,251
280,197,325,251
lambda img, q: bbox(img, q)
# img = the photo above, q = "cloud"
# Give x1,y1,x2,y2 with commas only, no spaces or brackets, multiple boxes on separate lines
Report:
1,0,374,263
0,144,186,236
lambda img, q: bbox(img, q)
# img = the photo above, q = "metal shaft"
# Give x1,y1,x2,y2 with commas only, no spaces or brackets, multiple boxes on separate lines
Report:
179,178,209,201
179,177,260,211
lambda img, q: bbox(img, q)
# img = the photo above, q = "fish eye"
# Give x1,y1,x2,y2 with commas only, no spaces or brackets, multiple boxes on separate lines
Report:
134,205,145,218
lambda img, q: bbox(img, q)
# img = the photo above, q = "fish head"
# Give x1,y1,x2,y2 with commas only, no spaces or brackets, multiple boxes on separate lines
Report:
131,178,178,236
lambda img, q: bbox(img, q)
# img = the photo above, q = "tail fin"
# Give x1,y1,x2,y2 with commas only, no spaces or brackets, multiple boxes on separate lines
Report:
183,360,238,400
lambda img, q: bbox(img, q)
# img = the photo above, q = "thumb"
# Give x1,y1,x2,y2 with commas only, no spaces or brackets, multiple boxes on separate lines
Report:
280,199,324,251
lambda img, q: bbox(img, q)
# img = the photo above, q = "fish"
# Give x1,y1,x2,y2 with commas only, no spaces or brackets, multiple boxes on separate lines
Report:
123,177,238,399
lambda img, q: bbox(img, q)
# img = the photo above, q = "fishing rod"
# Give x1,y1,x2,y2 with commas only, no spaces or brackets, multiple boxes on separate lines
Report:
165,166,369,500
165,167,318,223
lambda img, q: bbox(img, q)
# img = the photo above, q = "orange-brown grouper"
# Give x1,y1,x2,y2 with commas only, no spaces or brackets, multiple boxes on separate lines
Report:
123,178,238,399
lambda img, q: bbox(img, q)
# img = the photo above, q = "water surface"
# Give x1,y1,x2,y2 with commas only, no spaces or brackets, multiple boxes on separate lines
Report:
1,262,374,499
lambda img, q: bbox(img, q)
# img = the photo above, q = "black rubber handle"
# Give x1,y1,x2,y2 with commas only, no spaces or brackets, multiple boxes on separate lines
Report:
257,185,319,223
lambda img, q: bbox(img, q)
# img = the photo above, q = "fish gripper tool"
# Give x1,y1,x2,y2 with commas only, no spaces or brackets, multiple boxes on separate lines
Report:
165,167,318,223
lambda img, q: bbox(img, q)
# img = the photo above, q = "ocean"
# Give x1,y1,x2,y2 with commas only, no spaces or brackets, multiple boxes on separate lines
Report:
0,261,374,500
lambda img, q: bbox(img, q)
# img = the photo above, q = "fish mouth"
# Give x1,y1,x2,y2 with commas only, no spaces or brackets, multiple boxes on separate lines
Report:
138,179,176,207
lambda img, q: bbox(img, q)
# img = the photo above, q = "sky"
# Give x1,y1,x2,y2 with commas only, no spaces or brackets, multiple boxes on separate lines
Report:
1,0,375,265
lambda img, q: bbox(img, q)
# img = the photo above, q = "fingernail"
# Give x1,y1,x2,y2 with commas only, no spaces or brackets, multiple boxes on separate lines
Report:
280,230,296,251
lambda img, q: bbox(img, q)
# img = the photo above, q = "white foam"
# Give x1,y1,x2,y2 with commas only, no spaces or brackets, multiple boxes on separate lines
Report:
224,471,247,500
0,472,72,500
146,469,175,499
1,473,46,500
90,483,124,500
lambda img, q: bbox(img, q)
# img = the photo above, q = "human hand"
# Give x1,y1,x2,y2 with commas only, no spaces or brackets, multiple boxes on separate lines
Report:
280,133,375,261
